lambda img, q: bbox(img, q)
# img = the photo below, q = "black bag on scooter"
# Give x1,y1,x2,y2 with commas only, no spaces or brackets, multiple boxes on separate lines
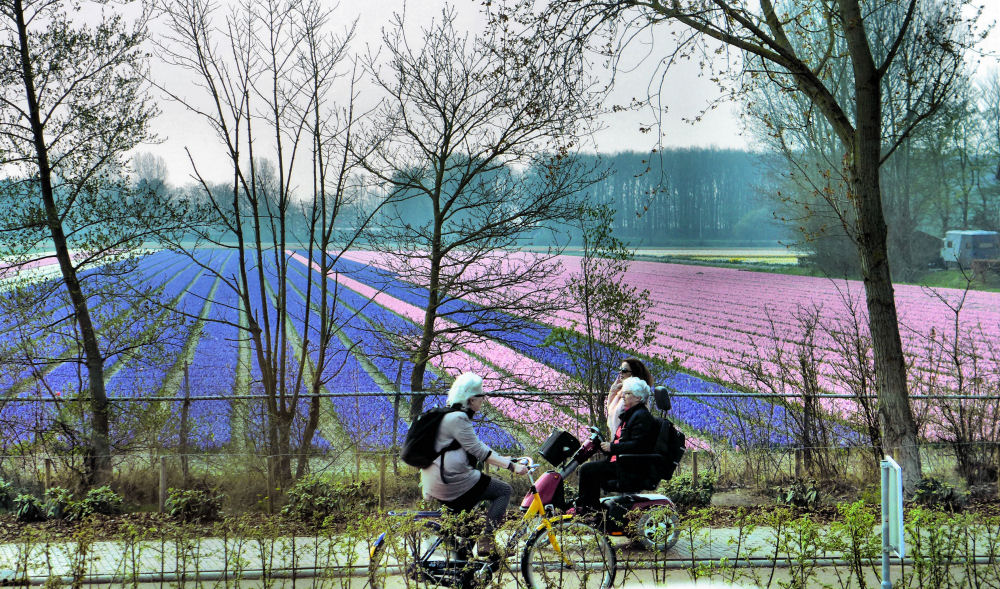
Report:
539,429,580,466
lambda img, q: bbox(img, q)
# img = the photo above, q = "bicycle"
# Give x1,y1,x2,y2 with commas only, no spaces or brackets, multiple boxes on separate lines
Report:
368,458,617,588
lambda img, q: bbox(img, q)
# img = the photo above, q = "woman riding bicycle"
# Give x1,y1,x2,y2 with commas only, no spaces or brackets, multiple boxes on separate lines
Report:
420,372,529,556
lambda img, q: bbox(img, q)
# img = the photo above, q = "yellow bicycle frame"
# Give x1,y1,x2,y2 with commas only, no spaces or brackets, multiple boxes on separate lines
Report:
523,488,576,562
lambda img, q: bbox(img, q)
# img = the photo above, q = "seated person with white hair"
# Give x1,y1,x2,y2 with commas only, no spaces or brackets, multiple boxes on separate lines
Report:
421,372,529,556
575,376,658,514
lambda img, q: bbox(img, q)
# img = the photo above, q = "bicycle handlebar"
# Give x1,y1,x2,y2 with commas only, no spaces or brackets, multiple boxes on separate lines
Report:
514,456,541,472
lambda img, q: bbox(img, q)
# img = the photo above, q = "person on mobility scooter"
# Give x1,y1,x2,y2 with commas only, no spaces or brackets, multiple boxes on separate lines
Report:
575,376,657,514
522,379,686,551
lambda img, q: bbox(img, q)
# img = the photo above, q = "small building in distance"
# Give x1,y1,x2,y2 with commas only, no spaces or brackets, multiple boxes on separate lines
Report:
941,230,1000,268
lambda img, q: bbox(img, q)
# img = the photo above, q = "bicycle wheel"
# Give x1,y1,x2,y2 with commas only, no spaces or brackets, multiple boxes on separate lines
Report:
636,505,680,552
521,518,617,589
368,519,477,588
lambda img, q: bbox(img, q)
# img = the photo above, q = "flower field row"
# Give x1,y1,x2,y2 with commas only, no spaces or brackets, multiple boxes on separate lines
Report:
338,250,992,444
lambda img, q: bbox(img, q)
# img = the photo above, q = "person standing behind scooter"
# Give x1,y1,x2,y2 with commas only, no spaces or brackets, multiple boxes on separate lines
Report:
606,358,654,434
576,376,658,514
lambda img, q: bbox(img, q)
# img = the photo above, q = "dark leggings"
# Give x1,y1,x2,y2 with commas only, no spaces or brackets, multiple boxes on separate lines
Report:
444,475,512,533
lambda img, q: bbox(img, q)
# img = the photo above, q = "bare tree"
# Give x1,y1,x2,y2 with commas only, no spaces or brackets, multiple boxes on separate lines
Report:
359,7,601,422
516,0,982,492
918,273,1000,486
543,202,656,432
0,0,169,483
133,152,170,190
155,0,370,482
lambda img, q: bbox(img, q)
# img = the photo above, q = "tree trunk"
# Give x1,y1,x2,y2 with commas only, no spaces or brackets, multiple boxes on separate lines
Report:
13,0,111,484
851,86,922,493
840,0,922,494
408,251,441,423
276,412,293,484
296,385,321,479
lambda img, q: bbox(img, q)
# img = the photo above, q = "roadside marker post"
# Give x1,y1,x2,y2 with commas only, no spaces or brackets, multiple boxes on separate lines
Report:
881,456,904,589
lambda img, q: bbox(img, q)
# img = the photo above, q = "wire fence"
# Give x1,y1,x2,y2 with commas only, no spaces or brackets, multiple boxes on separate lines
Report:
1,438,999,514
10,390,1000,401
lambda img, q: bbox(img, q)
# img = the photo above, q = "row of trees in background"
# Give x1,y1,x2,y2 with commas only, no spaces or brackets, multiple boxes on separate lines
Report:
375,149,787,247
568,151,785,245
753,48,1000,279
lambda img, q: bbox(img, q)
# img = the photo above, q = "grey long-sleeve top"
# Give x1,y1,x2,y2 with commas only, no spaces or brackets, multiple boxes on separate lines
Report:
420,410,494,501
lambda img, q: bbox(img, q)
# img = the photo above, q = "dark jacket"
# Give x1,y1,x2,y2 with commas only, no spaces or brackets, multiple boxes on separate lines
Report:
609,403,657,456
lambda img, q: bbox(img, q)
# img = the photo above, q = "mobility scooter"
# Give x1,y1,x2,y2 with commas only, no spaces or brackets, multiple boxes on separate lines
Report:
520,386,685,551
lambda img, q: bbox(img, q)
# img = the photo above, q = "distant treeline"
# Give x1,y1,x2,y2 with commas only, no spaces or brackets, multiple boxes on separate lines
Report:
370,148,787,248
114,148,788,249
571,149,785,246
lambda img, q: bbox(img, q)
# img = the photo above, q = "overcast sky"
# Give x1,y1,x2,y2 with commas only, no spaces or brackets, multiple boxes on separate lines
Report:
138,1,1000,187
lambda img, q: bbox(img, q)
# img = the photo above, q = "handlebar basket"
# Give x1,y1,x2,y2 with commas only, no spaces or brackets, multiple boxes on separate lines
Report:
538,429,581,466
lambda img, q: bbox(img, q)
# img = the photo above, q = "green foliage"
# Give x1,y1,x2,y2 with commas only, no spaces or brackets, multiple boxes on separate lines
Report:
824,500,880,588
913,476,967,510
660,473,714,511
775,479,821,509
281,476,376,524
776,514,823,589
14,494,45,523
0,479,14,511
66,486,124,521
44,486,74,520
165,488,224,523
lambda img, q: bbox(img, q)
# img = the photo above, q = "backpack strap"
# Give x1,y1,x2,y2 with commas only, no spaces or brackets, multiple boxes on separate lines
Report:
436,415,463,484
437,439,462,475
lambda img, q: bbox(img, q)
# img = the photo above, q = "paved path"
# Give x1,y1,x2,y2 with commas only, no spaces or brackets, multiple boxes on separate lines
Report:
0,524,875,585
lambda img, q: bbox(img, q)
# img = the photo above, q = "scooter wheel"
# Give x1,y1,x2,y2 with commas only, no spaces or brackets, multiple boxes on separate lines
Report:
636,505,680,552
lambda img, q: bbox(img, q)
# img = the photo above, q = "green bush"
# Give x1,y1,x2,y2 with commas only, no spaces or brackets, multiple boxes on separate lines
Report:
14,494,45,523
0,479,14,511
913,477,967,511
44,487,74,520
66,485,123,520
165,488,224,522
660,473,715,511
281,475,376,524
776,479,821,509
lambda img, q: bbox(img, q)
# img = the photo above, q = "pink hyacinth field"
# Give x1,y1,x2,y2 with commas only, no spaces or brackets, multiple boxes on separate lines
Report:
343,250,1000,442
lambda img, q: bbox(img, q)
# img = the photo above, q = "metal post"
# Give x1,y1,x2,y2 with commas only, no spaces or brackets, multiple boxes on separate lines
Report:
44,458,52,491
881,459,892,589
692,451,699,486
379,453,387,510
795,448,803,478
180,363,191,487
159,457,167,513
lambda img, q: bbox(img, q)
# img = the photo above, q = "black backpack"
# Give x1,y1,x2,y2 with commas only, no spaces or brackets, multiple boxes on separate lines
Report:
651,386,686,480
657,419,686,480
400,406,463,469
